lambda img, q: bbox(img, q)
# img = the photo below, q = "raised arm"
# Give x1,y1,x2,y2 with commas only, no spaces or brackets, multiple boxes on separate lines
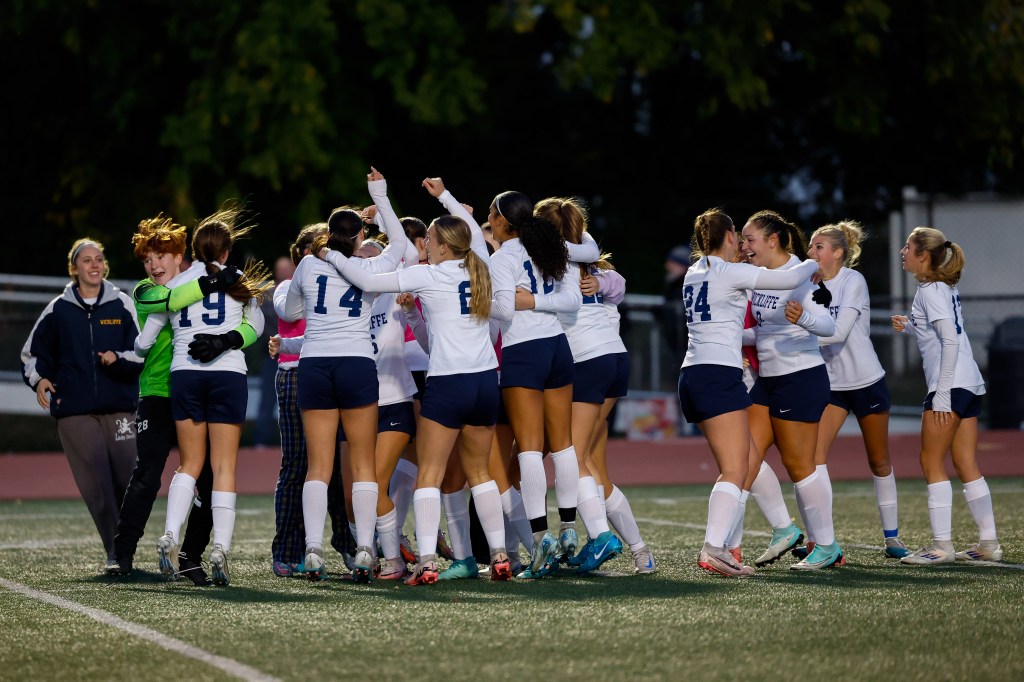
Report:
426,178,489,263
364,169,409,274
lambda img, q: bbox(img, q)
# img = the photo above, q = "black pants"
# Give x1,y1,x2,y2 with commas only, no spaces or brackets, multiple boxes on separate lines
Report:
113,396,213,564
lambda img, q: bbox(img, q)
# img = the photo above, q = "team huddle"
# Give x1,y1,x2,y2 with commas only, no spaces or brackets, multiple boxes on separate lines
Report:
20,168,1002,587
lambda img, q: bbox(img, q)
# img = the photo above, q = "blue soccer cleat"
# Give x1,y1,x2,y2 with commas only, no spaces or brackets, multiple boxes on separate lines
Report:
755,523,804,567
790,542,844,571
438,557,479,580
575,531,622,574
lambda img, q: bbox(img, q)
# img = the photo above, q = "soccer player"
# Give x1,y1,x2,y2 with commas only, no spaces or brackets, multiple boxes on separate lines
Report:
893,228,1001,564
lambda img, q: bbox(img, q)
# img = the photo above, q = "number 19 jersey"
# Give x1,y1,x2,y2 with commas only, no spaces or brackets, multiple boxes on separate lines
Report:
681,256,761,369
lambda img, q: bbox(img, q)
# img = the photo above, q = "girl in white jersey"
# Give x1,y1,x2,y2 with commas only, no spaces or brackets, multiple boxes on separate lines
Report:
740,210,842,571
281,168,409,582
488,191,590,577
322,177,512,585
892,227,1001,564
138,208,270,586
798,222,910,560
679,209,819,576
534,197,627,574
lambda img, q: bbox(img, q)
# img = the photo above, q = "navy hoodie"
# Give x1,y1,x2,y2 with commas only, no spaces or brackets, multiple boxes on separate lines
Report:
21,281,144,418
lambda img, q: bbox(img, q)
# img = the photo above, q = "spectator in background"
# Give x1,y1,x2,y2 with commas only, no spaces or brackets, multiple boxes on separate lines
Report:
21,238,144,572
252,256,294,447
660,244,692,357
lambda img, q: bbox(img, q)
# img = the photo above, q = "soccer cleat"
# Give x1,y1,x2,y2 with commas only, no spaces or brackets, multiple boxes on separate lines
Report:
105,558,131,576
304,547,329,581
209,545,230,586
955,540,1003,562
491,558,513,581
900,541,955,565
178,555,213,586
790,542,844,571
791,541,814,561
272,560,301,577
439,557,479,580
755,523,804,567
157,532,180,581
404,561,439,586
508,551,524,576
436,530,456,561
698,543,755,577
884,537,912,559
727,547,743,565
632,545,657,574
568,538,593,568
557,525,579,564
377,557,409,581
399,535,416,565
529,531,559,573
341,551,357,571
575,531,623,574
352,546,374,583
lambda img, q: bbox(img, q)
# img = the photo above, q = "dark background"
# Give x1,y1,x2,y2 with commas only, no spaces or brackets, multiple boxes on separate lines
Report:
3,1,1023,294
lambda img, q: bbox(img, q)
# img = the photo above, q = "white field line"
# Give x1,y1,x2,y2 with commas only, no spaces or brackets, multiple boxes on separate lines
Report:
0,537,276,551
0,508,268,522
650,486,1024,506
635,517,1024,570
0,577,282,682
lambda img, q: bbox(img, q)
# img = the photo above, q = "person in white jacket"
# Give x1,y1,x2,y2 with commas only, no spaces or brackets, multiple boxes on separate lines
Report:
892,227,1000,565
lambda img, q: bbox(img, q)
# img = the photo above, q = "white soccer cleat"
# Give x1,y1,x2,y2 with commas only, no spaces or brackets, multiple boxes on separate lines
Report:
157,532,179,580
698,543,755,577
900,541,956,565
956,541,1003,562
209,544,230,586
632,545,657,574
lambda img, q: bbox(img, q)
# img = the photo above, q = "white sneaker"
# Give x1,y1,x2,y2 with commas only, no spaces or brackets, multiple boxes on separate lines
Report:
377,557,408,581
304,546,328,581
698,543,754,577
352,546,374,583
632,545,657,574
956,541,1003,562
900,540,955,565
157,532,179,580
209,544,230,586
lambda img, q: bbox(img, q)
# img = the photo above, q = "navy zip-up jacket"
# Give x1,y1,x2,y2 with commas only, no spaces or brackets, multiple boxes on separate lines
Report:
21,281,144,418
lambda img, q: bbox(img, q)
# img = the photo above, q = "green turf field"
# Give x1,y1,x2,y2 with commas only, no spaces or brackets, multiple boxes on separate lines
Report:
1,480,1022,681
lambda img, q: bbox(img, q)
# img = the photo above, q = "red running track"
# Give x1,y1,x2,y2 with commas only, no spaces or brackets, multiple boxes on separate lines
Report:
1,432,1022,501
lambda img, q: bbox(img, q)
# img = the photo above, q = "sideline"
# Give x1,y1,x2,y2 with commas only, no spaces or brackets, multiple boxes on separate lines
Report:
0,577,283,682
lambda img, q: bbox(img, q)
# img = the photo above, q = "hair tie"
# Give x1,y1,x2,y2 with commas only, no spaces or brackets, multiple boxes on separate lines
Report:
944,241,951,249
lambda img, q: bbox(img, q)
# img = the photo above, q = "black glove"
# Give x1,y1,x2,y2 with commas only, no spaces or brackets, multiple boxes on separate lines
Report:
812,281,832,307
197,266,242,296
188,331,244,363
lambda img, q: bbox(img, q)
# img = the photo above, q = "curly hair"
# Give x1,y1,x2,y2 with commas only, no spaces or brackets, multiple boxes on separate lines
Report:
132,214,187,260
494,191,568,282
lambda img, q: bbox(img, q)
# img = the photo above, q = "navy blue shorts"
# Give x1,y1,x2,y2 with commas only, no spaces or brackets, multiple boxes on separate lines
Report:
924,388,983,419
830,377,891,418
677,365,751,424
750,364,830,423
339,401,415,442
297,357,378,411
170,370,247,424
500,335,574,390
573,353,631,404
420,370,500,429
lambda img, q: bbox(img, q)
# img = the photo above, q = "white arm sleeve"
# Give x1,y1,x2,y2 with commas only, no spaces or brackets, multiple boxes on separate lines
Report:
437,189,489,263
279,335,304,355
273,279,292,319
365,180,409,273
932,317,960,412
323,250,403,293
751,259,818,290
818,306,858,346
794,308,836,337
489,252,516,322
566,232,600,263
533,271,583,313
281,267,305,322
134,313,168,356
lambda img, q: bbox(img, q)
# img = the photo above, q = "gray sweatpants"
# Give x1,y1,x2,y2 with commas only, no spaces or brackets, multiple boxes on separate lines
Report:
57,412,138,561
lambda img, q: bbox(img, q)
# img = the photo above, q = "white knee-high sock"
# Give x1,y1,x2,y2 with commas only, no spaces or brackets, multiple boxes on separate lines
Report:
550,446,579,522
517,450,548,524
962,477,997,541
302,480,329,550
351,481,378,549
376,508,400,561
794,470,835,547
470,480,506,553
501,486,533,553
210,491,237,552
605,486,644,551
165,472,197,544
751,461,792,530
726,490,749,550
927,481,953,541
577,476,610,537
389,459,417,531
872,470,900,538
442,490,471,560
704,481,742,549
413,487,441,561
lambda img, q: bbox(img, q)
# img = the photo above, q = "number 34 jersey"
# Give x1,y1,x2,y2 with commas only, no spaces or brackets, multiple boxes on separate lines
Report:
681,256,762,370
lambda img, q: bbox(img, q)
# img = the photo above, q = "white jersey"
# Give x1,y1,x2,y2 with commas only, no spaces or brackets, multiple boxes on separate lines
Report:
489,238,580,347
682,255,820,370
555,266,626,361
909,281,986,393
135,260,264,374
817,267,885,390
369,294,417,404
748,255,834,377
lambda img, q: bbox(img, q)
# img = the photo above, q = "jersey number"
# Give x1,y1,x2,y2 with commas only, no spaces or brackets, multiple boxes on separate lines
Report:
582,292,605,304
179,293,225,328
952,294,963,334
523,262,554,295
458,281,472,315
313,274,363,317
683,282,711,323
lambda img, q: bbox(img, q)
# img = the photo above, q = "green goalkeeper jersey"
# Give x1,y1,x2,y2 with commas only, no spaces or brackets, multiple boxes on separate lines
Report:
133,278,259,398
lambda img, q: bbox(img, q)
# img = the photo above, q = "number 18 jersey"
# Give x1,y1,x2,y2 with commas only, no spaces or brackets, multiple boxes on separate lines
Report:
681,256,761,369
